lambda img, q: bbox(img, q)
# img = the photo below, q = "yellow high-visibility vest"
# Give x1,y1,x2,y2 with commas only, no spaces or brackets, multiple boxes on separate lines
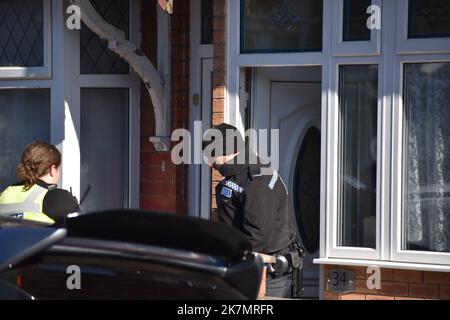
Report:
0,184,55,224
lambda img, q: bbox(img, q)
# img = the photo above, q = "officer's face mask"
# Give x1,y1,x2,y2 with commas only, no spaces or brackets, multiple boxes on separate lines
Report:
217,160,242,178
217,163,231,177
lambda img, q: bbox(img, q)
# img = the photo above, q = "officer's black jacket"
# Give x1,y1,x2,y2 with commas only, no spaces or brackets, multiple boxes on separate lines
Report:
215,152,296,254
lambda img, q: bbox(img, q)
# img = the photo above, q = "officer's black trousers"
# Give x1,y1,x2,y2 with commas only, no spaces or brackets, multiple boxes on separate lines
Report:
266,273,292,299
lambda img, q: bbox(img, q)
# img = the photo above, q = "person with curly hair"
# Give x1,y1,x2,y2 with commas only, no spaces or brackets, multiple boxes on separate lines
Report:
0,141,80,225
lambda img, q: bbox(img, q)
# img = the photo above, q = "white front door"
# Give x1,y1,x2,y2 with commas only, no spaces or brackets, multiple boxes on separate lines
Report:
188,0,213,219
252,66,322,298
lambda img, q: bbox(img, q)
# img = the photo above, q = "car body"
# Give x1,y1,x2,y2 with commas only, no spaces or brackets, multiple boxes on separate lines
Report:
0,210,263,300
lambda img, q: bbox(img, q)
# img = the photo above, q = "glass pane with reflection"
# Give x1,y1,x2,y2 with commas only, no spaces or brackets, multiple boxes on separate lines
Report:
0,0,44,67
241,0,323,53
403,63,450,253
0,89,50,191
408,0,450,38
81,88,129,213
80,0,129,74
343,0,371,41
201,0,213,45
338,65,378,249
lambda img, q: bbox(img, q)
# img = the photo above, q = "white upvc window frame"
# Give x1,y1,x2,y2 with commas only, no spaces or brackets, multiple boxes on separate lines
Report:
228,0,450,273
0,0,52,79
391,53,450,266
228,0,330,266
65,0,140,209
228,0,388,262
327,57,384,261
317,0,450,272
0,0,62,167
396,0,450,55
227,2,332,296
332,0,382,57
227,0,325,134
0,0,140,210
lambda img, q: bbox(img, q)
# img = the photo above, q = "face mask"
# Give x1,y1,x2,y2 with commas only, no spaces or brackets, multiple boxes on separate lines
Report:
218,161,249,179
218,163,232,177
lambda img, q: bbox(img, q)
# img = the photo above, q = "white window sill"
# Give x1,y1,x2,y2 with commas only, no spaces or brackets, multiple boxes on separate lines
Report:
314,258,450,273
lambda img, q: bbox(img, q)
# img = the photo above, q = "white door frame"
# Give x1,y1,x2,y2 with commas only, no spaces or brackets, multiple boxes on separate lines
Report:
188,0,213,218
228,0,450,285
252,67,322,298
225,0,330,299
0,0,140,209
64,0,140,208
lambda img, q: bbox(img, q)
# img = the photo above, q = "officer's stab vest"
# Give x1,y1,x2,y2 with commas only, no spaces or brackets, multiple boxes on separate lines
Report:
0,184,55,224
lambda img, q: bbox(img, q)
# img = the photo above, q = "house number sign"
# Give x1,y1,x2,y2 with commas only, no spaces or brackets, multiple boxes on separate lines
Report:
327,269,355,293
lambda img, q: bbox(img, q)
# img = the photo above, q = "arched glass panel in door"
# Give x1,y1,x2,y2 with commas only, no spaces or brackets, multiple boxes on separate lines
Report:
293,127,321,254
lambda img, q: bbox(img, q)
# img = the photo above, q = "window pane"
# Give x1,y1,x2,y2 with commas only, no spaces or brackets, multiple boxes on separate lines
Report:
0,0,44,67
403,63,450,253
80,0,129,74
0,89,50,191
343,0,371,41
338,65,378,249
201,0,213,45
408,0,450,38
241,0,323,53
81,88,129,213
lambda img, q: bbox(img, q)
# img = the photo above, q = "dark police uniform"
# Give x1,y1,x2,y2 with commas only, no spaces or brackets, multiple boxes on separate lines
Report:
215,155,300,298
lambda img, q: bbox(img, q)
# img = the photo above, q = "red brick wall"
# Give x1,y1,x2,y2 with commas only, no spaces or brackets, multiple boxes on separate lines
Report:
139,0,224,216
140,0,190,214
210,0,227,221
324,265,450,300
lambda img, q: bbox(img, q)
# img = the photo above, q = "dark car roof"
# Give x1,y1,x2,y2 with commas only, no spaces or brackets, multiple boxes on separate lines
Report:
0,210,253,268
0,211,262,300
64,210,252,261
0,220,66,272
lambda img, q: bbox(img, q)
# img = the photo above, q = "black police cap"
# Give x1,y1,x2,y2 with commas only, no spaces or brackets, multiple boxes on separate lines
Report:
202,123,246,157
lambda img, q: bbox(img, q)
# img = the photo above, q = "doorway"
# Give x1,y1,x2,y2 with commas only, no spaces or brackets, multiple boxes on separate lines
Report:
188,0,213,219
250,66,322,298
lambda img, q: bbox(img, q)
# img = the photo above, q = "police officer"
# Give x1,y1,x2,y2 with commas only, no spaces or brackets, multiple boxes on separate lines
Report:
203,123,303,298
0,141,80,225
